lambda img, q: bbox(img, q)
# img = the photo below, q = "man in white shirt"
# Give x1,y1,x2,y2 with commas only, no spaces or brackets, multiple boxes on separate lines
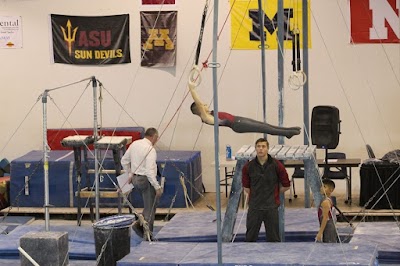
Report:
121,127,162,240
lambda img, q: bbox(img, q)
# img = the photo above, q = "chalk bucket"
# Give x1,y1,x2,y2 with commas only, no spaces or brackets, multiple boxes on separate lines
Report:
93,214,136,266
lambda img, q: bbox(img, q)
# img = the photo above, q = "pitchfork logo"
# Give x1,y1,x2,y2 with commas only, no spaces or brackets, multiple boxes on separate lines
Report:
60,20,78,56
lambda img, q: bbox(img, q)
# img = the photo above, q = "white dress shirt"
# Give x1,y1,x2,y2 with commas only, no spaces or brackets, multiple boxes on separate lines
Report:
121,138,160,190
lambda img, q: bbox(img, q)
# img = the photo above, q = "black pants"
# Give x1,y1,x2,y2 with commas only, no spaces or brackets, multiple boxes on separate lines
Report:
245,208,280,242
231,116,298,138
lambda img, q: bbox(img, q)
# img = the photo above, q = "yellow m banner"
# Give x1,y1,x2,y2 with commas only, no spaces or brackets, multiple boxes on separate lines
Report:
230,0,311,50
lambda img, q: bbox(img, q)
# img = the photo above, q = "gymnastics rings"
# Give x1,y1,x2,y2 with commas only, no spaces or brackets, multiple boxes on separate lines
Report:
288,71,307,90
188,66,202,87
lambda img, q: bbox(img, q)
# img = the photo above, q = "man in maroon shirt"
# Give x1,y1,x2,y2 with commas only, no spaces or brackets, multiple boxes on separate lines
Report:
242,138,291,242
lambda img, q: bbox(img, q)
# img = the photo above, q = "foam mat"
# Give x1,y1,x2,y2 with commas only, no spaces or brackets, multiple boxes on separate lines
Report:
119,242,378,266
0,210,398,265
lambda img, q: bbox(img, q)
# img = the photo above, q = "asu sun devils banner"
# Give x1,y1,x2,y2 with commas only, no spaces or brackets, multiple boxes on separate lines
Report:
230,0,311,50
51,14,130,65
141,11,177,67
350,0,399,43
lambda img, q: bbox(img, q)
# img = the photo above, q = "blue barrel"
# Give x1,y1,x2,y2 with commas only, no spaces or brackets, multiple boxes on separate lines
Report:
93,215,136,266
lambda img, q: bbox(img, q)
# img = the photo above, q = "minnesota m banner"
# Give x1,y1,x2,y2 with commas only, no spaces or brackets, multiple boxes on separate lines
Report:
141,11,177,67
51,14,130,65
231,0,311,50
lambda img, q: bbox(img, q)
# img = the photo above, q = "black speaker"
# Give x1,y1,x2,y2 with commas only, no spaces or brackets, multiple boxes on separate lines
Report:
311,106,341,149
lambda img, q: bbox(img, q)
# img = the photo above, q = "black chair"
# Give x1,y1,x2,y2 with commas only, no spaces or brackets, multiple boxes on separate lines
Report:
220,167,235,197
323,152,350,203
366,144,376,159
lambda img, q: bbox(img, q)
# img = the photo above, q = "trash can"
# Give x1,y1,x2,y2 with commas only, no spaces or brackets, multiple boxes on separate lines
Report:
93,214,136,266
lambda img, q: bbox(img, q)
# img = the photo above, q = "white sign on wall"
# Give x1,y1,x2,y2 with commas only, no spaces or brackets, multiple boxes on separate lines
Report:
0,16,23,48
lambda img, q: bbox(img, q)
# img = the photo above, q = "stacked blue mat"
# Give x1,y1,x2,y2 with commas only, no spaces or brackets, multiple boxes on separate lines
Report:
118,210,380,265
350,222,400,264
0,209,399,265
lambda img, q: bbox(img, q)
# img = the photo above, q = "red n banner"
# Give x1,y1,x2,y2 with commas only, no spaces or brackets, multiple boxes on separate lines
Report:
351,0,400,43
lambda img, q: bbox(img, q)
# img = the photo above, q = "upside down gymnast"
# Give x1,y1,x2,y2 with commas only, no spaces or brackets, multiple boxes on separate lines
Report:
188,80,301,139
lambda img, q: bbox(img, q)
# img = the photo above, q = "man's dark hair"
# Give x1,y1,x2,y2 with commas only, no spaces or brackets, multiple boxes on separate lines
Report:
255,138,269,147
190,102,197,114
145,127,158,137
322,178,335,189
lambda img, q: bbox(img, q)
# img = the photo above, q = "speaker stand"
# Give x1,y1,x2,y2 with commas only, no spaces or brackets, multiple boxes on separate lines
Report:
323,147,329,179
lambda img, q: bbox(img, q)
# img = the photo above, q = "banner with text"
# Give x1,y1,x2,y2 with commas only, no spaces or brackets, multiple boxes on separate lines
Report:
0,16,23,48
350,0,399,43
51,14,131,65
230,0,311,50
141,11,177,67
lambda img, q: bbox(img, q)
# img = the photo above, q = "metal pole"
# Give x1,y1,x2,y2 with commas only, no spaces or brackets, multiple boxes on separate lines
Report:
277,0,284,144
302,0,309,145
92,77,100,221
212,0,222,264
18,247,40,266
257,0,267,138
277,0,285,242
42,90,50,231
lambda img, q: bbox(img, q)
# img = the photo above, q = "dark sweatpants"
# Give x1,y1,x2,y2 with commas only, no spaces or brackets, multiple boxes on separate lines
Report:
245,207,280,242
132,175,158,233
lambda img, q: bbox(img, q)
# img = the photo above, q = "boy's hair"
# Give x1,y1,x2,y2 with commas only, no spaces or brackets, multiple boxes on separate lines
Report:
255,138,269,147
322,178,335,189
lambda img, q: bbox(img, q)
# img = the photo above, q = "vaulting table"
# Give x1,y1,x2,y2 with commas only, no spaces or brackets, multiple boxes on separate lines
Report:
61,135,94,225
61,135,132,224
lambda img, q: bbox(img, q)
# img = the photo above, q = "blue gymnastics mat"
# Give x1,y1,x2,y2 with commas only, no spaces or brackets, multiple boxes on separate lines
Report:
0,223,151,260
0,218,164,265
118,242,378,266
116,209,377,265
1,210,399,265
0,216,34,235
155,209,353,242
350,222,400,264
0,224,98,260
